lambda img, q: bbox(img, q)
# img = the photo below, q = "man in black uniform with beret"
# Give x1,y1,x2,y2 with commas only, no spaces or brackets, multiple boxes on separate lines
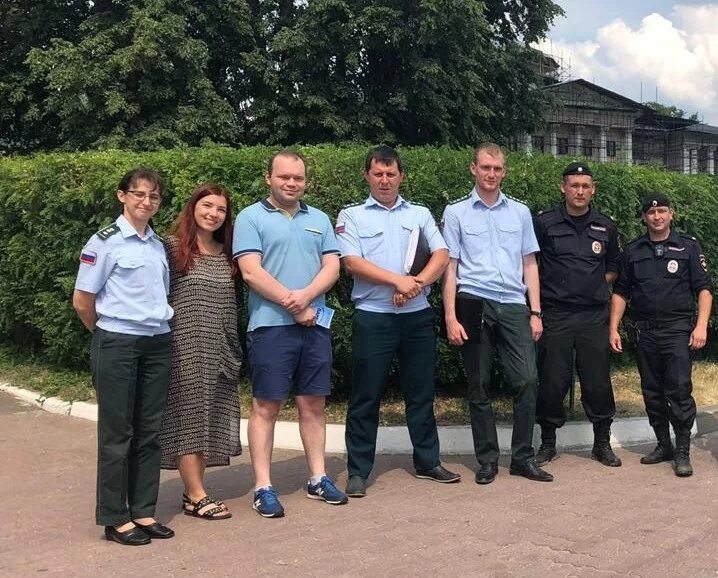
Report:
533,162,622,467
610,193,712,477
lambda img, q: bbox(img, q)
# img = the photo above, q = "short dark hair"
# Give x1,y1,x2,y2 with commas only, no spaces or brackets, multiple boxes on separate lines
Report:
267,149,306,175
364,145,403,173
117,167,165,196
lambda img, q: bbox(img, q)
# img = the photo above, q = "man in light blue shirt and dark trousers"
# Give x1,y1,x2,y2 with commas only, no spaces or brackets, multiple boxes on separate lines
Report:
442,143,553,484
233,150,348,517
337,146,461,498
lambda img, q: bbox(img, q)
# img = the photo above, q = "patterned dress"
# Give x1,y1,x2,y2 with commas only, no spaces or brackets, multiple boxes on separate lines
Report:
160,235,242,468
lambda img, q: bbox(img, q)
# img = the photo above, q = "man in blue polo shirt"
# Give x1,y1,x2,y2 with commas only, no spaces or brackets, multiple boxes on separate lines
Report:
441,142,553,484
233,150,347,517
337,145,460,498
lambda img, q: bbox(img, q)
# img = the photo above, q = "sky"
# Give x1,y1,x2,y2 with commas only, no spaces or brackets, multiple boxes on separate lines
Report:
537,1,718,124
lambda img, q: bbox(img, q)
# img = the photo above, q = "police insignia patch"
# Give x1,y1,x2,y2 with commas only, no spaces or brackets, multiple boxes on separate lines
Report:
700,254,708,272
591,241,602,254
667,259,678,274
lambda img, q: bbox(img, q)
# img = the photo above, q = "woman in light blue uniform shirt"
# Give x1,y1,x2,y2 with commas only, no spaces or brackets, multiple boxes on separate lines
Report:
73,168,175,546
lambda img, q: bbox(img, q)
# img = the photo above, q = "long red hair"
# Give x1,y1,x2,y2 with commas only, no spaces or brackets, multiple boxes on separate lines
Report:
169,182,237,276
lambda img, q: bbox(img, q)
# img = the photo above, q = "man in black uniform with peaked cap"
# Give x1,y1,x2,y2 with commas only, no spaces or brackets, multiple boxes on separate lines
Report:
533,162,622,467
610,193,712,477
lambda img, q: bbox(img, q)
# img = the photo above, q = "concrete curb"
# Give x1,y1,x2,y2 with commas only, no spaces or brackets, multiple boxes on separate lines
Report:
1,382,708,454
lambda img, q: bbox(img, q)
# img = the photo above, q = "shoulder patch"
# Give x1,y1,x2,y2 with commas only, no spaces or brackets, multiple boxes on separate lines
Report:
449,193,471,205
96,223,120,241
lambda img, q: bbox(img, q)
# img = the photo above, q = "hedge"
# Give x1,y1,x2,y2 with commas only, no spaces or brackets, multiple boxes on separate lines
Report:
1,145,717,397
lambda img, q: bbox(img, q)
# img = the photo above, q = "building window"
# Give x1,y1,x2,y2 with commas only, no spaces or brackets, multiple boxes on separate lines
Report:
582,138,593,157
532,135,545,153
557,137,569,155
607,140,617,158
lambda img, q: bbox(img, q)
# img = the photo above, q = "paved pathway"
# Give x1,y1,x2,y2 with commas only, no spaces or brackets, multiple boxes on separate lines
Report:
2,391,718,578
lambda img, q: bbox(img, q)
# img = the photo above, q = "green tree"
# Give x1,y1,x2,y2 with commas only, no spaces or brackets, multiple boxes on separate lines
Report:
247,0,563,146
0,0,91,152
645,101,700,122
25,0,254,150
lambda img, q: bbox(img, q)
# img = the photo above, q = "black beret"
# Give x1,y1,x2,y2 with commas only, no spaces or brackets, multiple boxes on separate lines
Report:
562,162,593,178
641,193,671,213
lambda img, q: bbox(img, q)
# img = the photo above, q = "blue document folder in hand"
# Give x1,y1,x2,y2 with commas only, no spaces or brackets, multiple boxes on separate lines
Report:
314,306,335,329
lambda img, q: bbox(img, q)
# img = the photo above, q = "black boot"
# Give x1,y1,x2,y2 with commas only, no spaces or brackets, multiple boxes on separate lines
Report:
640,426,674,464
673,431,693,477
535,425,557,466
591,421,622,467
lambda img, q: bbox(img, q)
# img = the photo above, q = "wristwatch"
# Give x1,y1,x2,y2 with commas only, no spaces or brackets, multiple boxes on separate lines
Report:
530,310,543,318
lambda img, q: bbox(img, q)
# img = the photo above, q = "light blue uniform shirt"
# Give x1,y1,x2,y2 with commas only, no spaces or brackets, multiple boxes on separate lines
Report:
441,189,539,304
233,199,340,331
337,195,447,313
74,214,173,336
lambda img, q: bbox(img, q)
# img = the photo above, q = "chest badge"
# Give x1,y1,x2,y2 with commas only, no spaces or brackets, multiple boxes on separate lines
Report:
667,260,679,274
591,241,602,254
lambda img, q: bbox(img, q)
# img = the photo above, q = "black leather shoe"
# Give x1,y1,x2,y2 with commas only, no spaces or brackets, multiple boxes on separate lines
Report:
509,458,554,482
345,475,367,497
134,521,175,539
415,465,461,483
475,462,498,485
591,442,622,467
104,525,151,546
535,444,558,466
641,442,674,464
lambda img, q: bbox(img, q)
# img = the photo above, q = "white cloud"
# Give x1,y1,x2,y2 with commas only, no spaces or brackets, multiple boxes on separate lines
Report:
537,4,718,123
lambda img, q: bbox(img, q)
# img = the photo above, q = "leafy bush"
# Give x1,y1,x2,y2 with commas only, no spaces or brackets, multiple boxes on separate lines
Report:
1,146,716,396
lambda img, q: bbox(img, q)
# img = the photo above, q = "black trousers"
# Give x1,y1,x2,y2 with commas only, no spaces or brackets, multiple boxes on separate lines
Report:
460,297,538,466
91,328,172,526
634,320,696,434
346,308,440,479
536,306,615,429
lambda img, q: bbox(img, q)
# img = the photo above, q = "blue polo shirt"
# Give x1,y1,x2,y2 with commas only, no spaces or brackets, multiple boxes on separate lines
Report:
337,195,447,313
441,189,539,304
74,214,173,336
233,199,340,331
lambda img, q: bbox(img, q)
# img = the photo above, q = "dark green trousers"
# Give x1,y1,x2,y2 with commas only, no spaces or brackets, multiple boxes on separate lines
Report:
459,298,538,465
346,308,440,478
91,328,171,526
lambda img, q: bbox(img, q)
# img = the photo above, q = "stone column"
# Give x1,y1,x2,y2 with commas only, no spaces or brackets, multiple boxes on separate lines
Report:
599,127,607,163
683,147,690,174
524,133,532,155
624,130,633,165
575,127,583,156
550,128,557,157
709,149,716,175
690,148,698,174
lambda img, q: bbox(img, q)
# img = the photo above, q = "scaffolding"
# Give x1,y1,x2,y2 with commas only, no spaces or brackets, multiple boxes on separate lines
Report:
521,52,718,175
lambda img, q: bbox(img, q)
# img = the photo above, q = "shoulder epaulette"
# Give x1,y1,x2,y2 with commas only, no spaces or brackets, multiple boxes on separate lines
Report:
407,200,428,208
341,200,363,209
449,193,471,205
96,223,120,241
679,233,698,242
504,193,529,207
536,207,557,218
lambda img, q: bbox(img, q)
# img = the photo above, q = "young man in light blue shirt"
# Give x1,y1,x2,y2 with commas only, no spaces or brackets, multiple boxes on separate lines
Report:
337,146,460,497
233,150,347,517
442,143,553,485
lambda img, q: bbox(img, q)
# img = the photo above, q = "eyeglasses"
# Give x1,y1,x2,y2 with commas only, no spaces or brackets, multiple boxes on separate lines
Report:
123,190,162,203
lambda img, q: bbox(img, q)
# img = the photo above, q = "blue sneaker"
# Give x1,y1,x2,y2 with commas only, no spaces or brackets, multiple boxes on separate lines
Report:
253,487,285,518
306,476,348,505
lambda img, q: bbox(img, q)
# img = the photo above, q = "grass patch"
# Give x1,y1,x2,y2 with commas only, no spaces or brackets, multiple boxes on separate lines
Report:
2,346,717,426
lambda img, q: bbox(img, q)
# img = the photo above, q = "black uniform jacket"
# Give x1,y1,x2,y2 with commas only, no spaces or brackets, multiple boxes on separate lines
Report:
613,230,712,323
534,204,621,309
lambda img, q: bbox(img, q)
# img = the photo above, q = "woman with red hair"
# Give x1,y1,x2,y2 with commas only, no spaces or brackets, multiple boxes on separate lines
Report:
159,183,242,519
